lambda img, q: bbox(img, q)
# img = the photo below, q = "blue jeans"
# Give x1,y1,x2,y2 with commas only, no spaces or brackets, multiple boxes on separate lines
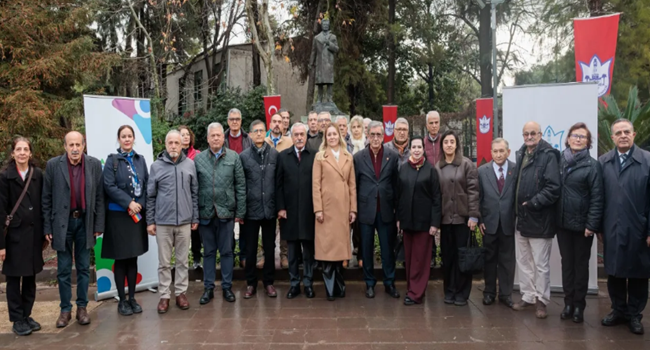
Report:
200,217,234,290
57,217,91,312
360,211,396,287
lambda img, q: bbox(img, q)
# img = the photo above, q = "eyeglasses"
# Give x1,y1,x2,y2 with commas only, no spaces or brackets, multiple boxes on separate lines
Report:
570,134,587,140
395,128,408,132
251,129,265,134
228,118,241,122
369,133,383,138
522,131,538,137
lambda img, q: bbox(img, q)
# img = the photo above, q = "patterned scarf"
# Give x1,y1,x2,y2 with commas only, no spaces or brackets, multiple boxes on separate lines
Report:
119,149,142,197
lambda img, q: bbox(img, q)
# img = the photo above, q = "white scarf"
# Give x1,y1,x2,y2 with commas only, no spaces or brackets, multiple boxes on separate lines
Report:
350,134,366,154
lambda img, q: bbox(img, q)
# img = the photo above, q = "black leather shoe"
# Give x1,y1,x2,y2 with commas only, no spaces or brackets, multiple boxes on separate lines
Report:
385,285,400,298
602,311,627,326
287,286,301,299
12,320,32,336
223,288,236,303
454,299,468,306
483,295,495,305
326,293,335,301
561,305,573,320
499,296,514,308
200,288,214,305
573,307,584,323
118,300,133,316
404,296,416,306
629,318,644,335
129,299,143,314
444,297,455,305
305,287,315,298
365,286,375,298
26,317,41,331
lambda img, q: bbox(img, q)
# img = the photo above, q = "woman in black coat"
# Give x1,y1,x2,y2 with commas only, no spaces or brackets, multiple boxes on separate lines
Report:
0,137,44,336
396,137,442,305
102,125,149,316
557,123,603,323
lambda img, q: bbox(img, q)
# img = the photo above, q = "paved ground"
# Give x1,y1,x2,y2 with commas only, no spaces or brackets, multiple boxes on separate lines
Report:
0,280,648,349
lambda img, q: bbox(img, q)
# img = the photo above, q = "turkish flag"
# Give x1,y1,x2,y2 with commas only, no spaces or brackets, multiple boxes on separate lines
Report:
382,105,398,144
574,14,620,97
476,98,493,166
263,95,281,128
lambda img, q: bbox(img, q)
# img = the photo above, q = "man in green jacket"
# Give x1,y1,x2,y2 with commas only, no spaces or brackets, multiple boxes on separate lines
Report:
194,122,246,305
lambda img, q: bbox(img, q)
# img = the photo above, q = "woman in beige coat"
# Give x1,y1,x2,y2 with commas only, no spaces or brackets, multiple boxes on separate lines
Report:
313,125,357,301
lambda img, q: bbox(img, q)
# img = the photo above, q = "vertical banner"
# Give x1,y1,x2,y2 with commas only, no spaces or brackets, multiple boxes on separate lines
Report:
475,98,494,166
382,105,398,144
574,13,620,97
264,95,281,128
83,95,159,301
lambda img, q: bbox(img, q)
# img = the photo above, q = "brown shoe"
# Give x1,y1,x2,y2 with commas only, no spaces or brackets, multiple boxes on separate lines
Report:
256,257,265,269
535,300,548,319
56,311,71,328
76,307,91,325
157,298,170,314
244,286,257,299
176,294,190,310
513,300,535,311
265,285,277,298
281,256,289,269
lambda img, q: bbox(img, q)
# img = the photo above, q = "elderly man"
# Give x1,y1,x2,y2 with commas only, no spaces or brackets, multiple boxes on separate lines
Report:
354,121,400,299
307,111,319,139
194,123,246,304
307,111,331,151
513,121,560,319
146,130,199,314
277,123,317,299
363,118,372,139
279,108,292,137
42,131,105,328
599,119,650,335
384,117,411,168
478,138,517,308
335,116,353,153
424,111,443,267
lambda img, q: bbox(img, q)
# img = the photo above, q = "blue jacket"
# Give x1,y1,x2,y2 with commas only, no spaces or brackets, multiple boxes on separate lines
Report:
103,151,149,211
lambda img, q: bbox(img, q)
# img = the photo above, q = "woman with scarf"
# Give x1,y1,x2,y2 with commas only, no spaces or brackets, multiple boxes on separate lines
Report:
556,122,603,323
436,130,479,307
396,137,442,305
348,115,367,267
179,125,203,270
102,125,149,316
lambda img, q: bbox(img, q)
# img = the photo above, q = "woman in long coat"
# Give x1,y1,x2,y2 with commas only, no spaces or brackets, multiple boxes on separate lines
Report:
102,125,149,316
313,125,357,301
0,137,45,336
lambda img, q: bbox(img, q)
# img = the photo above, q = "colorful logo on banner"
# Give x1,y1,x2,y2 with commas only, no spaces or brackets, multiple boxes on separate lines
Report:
574,14,620,97
543,125,565,152
475,98,493,166
479,116,491,134
382,105,398,143
112,99,153,144
264,95,281,128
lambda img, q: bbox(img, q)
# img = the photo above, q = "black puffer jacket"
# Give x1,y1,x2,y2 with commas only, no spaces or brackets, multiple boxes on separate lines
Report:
515,139,561,238
557,152,603,233
239,144,278,220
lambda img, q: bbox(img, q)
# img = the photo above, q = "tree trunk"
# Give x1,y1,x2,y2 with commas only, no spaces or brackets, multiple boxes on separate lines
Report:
588,0,603,16
251,0,261,87
387,0,396,104
305,0,323,112
427,63,434,110
246,0,275,95
478,5,492,98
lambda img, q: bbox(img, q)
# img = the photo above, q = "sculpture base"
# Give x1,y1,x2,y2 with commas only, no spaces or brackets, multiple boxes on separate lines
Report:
312,101,344,117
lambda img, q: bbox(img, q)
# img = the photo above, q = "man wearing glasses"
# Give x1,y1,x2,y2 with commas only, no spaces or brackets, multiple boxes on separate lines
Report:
383,118,411,169
512,121,560,319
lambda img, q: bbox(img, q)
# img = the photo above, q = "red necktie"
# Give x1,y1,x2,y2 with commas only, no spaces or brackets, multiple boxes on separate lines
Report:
297,149,302,162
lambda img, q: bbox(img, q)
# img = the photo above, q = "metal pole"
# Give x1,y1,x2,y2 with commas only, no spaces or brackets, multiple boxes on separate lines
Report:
491,2,499,138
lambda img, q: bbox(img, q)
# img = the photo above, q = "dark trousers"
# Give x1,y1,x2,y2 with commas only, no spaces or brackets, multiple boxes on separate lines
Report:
200,217,234,290
352,220,361,257
607,275,649,321
441,224,473,302
360,211,396,287
114,257,138,301
432,240,438,265
57,216,90,312
483,223,516,298
557,229,593,309
191,228,202,263
403,230,433,303
322,261,345,297
288,240,314,288
242,219,276,287
233,226,247,262
6,275,36,322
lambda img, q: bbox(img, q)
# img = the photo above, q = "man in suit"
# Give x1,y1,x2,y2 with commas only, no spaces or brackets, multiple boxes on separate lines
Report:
599,119,650,335
478,138,517,308
276,123,316,299
42,131,105,328
354,121,400,299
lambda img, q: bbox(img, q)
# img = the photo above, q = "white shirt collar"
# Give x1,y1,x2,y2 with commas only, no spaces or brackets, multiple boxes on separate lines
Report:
294,146,304,155
493,161,508,178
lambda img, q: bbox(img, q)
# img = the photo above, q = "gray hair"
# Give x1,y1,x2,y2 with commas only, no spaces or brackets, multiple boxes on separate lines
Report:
363,117,371,124
165,129,181,143
291,122,307,134
335,115,348,123
368,121,384,133
611,118,634,133
426,111,440,123
318,111,331,120
228,108,241,118
249,119,265,132
350,115,364,127
491,137,510,149
207,122,224,134
395,117,409,128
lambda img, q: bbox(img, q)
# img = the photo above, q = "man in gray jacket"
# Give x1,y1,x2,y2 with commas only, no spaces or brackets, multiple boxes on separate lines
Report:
43,131,105,328
146,130,199,314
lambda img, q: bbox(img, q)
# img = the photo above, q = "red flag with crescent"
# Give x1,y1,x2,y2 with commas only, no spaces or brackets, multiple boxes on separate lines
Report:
264,95,281,128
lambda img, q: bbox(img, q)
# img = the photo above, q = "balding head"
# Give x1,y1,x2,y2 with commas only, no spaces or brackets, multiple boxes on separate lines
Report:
522,121,542,150
64,131,85,164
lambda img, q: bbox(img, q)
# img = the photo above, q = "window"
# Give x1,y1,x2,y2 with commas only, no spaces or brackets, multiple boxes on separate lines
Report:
178,78,186,116
194,70,203,109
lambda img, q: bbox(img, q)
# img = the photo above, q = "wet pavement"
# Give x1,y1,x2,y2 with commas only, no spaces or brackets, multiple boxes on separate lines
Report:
0,280,648,349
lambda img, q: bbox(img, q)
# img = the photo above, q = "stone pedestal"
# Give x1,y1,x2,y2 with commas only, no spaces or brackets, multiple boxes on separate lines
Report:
312,101,344,117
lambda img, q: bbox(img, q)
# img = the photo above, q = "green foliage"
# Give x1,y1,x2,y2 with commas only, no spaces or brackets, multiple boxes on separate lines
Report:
514,49,576,86
598,86,650,154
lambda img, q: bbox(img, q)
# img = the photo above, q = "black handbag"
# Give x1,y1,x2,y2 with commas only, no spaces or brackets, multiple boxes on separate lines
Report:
458,228,485,274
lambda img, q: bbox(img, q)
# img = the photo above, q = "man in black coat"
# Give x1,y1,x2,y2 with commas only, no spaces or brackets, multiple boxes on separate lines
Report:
354,121,400,299
276,122,316,299
478,138,517,308
599,119,650,335
512,122,560,319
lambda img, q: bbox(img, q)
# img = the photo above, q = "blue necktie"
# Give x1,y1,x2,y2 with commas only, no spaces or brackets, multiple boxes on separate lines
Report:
620,153,628,172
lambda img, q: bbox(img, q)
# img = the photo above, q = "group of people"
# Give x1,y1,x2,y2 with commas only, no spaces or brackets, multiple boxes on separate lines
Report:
1,108,649,336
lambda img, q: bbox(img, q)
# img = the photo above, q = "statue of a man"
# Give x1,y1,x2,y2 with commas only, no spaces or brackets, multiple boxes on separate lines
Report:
310,19,339,103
